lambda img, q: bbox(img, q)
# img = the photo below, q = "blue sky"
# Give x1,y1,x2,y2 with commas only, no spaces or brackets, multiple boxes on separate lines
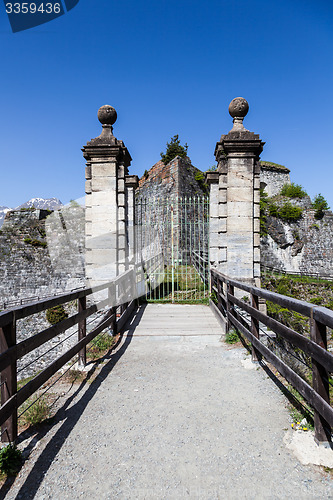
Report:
0,0,333,208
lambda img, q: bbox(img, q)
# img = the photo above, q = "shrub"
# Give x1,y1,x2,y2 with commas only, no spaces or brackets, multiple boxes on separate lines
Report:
278,202,303,222
144,169,149,178
46,305,68,325
225,329,239,344
312,193,330,220
160,135,188,165
268,202,279,217
0,445,22,475
194,171,208,193
280,183,307,198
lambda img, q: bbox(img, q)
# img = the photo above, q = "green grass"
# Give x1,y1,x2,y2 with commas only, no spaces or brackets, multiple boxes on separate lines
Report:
148,264,209,303
19,395,51,427
87,333,116,361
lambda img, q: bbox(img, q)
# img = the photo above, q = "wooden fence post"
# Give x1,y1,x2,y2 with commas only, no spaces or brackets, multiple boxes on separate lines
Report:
0,317,17,442
78,297,87,368
108,284,117,337
310,315,331,444
217,279,223,314
251,293,261,362
227,282,234,332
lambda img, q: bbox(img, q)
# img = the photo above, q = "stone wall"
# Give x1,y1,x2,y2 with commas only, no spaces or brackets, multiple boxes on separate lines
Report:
0,206,86,379
260,162,290,197
261,209,333,276
0,206,85,306
137,156,208,200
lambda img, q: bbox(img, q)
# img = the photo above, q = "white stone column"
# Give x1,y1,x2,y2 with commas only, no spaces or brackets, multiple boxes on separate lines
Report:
82,105,132,290
210,97,264,286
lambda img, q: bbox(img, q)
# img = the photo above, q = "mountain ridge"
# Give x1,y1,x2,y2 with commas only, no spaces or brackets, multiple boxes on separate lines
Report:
0,198,63,227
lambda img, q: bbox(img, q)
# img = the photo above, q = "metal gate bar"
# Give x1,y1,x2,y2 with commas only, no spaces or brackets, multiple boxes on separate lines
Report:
135,196,209,303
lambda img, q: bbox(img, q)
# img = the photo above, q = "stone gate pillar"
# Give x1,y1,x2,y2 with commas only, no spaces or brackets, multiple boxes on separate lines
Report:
82,105,132,289
209,97,264,286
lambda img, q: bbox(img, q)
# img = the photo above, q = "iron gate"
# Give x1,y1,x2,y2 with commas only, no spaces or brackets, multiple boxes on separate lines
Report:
135,196,209,303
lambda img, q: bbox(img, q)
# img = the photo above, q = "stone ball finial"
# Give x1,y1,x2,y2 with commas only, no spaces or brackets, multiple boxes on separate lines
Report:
97,105,117,126
228,97,249,119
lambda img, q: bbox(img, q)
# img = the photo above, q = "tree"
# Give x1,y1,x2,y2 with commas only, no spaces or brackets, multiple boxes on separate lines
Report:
312,193,330,220
160,135,188,165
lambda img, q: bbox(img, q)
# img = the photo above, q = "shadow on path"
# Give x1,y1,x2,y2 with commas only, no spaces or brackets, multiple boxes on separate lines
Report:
0,304,146,500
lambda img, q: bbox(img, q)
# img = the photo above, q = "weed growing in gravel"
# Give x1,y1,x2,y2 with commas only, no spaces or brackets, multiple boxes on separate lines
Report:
87,333,115,361
0,445,22,476
20,395,51,427
225,328,239,344
64,369,86,384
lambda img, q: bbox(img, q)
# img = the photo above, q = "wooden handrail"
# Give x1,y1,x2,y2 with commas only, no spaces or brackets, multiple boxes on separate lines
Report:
0,267,140,443
0,268,134,327
211,267,333,444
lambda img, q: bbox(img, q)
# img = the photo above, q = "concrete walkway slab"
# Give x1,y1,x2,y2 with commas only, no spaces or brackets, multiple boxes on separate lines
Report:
4,304,333,499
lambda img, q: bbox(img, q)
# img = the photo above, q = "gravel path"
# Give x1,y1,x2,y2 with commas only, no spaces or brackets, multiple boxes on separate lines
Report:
3,304,333,499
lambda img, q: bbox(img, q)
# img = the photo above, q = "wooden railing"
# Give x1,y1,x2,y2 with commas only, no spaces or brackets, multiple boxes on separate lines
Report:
0,268,139,443
211,268,333,444
261,264,333,281
0,287,84,311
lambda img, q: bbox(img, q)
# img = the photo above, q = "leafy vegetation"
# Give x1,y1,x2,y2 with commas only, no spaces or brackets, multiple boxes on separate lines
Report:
225,328,239,344
280,182,307,198
46,305,68,325
23,237,47,248
312,193,330,220
0,445,22,476
160,135,188,165
277,202,303,222
260,187,304,231
194,171,208,193
87,333,116,361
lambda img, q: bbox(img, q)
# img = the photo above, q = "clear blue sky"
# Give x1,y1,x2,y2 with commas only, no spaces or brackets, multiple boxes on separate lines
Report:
1,0,333,208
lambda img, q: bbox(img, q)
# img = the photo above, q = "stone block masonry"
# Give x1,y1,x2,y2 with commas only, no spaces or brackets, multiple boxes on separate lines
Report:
136,156,208,201
260,161,291,197
0,207,85,306
209,97,264,286
261,209,333,276
82,105,137,289
0,206,86,379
